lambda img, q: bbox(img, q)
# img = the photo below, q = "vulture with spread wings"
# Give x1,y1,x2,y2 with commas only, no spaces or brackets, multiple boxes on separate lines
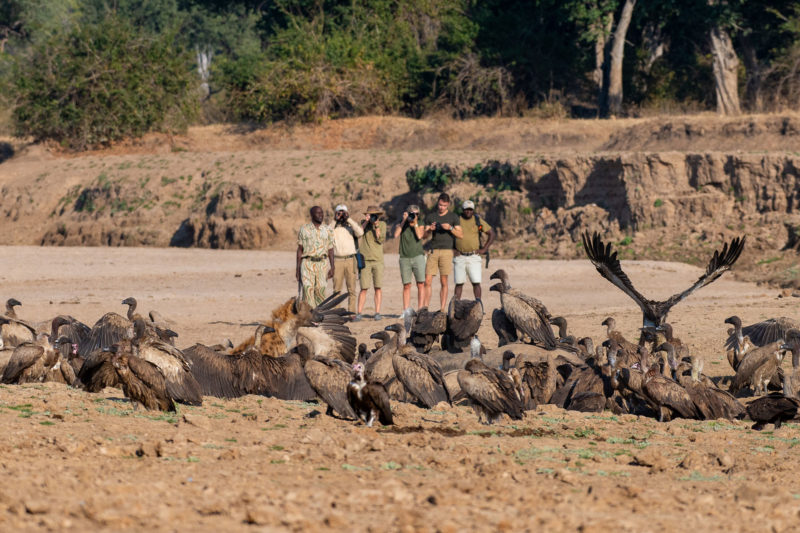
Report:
582,232,745,327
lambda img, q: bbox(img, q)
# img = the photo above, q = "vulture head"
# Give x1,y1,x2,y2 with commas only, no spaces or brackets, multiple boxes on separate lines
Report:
351,362,366,382
489,269,510,285
501,350,516,371
488,282,505,294
122,296,137,309
6,298,21,309
723,316,742,329
601,317,616,330
50,315,71,338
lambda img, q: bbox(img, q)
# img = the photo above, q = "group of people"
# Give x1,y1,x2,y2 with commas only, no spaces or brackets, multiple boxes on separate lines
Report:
295,193,496,318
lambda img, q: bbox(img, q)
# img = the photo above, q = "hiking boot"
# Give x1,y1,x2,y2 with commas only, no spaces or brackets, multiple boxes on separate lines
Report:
373,313,383,321
352,314,363,322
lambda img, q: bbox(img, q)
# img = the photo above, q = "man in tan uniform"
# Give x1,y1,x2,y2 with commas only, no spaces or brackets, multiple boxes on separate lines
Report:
296,205,334,306
454,200,495,301
356,205,386,321
330,204,364,312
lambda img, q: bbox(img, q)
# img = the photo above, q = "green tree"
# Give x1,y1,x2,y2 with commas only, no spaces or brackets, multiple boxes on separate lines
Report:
11,14,198,149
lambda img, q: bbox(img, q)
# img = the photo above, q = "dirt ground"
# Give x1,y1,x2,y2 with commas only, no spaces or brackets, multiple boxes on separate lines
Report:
1,246,799,532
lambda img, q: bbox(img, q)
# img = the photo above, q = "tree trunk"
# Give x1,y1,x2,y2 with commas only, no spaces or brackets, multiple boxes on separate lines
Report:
599,0,636,118
740,36,763,112
593,16,612,88
709,26,741,115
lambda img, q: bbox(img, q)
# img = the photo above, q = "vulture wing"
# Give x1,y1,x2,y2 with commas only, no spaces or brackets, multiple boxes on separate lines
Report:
261,353,316,401
392,353,450,408
457,368,524,420
501,293,559,347
137,342,202,405
124,356,176,412
492,309,518,346
447,300,483,342
77,349,119,391
183,343,241,399
80,313,132,357
740,318,799,347
1,343,43,383
304,357,356,419
364,383,394,425
413,309,448,336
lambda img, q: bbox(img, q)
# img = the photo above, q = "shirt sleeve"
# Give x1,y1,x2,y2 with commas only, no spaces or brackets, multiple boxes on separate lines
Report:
349,218,365,237
326,227,334,249
450,212,461,227
297,225,306,246
480,218,492,232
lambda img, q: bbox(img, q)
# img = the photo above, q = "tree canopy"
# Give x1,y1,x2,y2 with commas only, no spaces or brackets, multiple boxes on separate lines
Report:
2,0,800,148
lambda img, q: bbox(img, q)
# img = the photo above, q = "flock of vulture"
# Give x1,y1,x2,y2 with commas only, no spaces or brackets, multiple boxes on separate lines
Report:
1,232,799,431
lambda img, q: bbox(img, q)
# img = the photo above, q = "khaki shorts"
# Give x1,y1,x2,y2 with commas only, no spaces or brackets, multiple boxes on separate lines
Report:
360,260,384,289
425,248,454,277
399,255,426,284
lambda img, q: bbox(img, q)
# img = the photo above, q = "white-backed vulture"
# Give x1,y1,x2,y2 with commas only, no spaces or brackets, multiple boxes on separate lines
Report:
582,232,745,327
457,358,524,424
407,307,447,353
727,316,799,350
729,341,785,396
347,362,393,427
79,298,137,357
0,298,37,348
388,323,451,408
676,355,744,420
724,316,753,371
110,346,176,412
492,308,518,347
489,281,557,349
641,360,700,422
1,335,72,384
304,356,356,419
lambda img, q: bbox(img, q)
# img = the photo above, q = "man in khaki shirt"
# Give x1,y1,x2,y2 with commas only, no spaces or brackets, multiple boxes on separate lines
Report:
356,205,386,321
454,200,495,301
330,204,364,312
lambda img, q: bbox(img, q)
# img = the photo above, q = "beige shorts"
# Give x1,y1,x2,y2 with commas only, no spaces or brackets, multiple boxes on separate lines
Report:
360,260,384,289
425,248,453,277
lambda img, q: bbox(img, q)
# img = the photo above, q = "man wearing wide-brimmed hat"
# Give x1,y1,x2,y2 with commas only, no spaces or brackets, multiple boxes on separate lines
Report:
356,205,386,321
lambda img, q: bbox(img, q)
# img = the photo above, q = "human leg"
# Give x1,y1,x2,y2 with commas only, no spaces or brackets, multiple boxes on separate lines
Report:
465,255,483,301
402,283,412,309
344,257,357,313
415,282,425,308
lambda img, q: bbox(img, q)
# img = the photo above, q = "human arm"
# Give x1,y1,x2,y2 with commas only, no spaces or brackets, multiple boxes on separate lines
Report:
327,247,335,279
295,244,303,281
373,221,386,244
349,218,364,238
478,227,496,255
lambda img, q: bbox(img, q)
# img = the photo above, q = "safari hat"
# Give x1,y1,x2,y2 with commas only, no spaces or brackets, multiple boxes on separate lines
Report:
364,205,385,216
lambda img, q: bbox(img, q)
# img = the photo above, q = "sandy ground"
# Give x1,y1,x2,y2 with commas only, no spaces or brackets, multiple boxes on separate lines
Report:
1,246,799,531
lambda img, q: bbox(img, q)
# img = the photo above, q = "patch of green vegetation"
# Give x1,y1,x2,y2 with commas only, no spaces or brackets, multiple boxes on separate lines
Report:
618,236,633,246
381,462,402,470
653,198,664,207
161,176,177,185
39,420,55,426
270,445,284,451
679,471,722,482
756,256,781,265
270,459,286,464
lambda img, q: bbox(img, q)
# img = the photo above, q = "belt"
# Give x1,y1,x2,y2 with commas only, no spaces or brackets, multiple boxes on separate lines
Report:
335,254,356,259
303,256,327,262
460,251,479,256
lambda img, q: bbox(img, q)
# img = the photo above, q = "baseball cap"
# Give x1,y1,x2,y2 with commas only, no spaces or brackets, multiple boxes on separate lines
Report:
462,200,475,210
335,204,348,212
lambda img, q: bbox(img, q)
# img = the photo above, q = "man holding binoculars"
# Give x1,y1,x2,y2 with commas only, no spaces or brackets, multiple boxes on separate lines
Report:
422,192,462,310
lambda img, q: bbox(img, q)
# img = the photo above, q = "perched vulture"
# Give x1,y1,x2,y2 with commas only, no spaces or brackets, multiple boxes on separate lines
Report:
441,299,484,352
729,341,786,396
491,308,518,347
726,315,799,352
347,362,393,427
304,356,356,419
1,335,73,384
582,231,744,327
389,324,451,408
724,316,753,371
0,298,37,348
744,375,799,430
79,298,137,357
407,307,447,353
457,358,525,424
111,348,176,412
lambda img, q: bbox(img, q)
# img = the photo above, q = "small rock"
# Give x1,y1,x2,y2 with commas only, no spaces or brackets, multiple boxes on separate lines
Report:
24,499,49,515
245,506,276,525
632,449,670,472
217,448,240,461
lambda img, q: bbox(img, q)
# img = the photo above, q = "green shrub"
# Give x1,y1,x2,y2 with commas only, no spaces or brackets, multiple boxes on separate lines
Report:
11,15,198,150
405,163,458,192
462,160,521,191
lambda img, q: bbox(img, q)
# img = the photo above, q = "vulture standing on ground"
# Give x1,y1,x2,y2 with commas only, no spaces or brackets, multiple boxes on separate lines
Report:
110,345,176,412
347,362,393,427
724,316,753,371
457,357,525,424
304,355,356,419
582,232,745,328
0,298,37,347
132,319,202,406
640,354,700,422
1,335,73,384
492,307,518,347
489,270,560,349
726,315,799,351
389,323,451,408
676,355,744,420
48,316,91,372
729,341,786,396
744,375,800,430
407,307,447,353
441,299,484,352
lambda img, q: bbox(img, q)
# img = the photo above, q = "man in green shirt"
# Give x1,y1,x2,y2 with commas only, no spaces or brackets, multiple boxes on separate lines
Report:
454,200,495,301
393,204,426,310
423,193,463,310
356,205,387,321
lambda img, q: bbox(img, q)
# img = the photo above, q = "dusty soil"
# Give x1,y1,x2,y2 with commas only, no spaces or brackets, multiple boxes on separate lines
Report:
1,246,799,531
